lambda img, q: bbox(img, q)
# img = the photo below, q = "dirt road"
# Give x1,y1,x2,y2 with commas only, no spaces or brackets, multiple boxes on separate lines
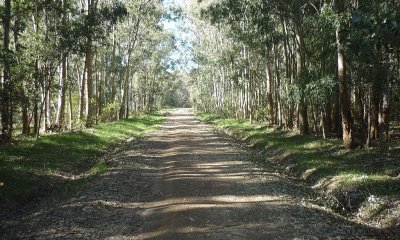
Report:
3,109,378,239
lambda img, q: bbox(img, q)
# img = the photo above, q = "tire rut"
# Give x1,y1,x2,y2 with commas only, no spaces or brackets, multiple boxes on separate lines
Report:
2,109,379,239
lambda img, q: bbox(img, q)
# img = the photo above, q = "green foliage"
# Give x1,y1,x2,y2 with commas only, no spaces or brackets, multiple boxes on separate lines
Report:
100,101,121,123
89,161,111,175
345,1,400,97
280,71,335,107
100,1,128,26
162,80,192,108
306,75,336,107
281,81,302,106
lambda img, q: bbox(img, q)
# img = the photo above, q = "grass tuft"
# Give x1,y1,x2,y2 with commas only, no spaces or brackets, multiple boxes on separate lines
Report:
199,112,400,224
0,114,165,210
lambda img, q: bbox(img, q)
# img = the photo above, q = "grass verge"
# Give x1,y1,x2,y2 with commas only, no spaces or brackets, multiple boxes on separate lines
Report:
199,112,400,231
0,114,165,211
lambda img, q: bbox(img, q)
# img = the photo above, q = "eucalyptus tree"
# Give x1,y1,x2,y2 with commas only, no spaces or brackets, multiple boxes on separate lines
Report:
115,0,172,118
0,0,81,137
0,0,174,143
78,0,127,127
187,0,400,148
349,0,400,144
1,0,11,142
191,0,315,131
332,0,354,148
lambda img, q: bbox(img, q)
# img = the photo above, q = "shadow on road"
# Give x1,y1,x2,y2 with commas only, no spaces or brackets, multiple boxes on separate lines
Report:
4,110,382,239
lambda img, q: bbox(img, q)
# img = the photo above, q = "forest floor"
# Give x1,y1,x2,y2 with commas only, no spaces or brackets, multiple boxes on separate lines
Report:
1,109,390,239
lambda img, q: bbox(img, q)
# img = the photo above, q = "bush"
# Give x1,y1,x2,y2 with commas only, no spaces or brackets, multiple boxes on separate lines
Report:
100,101,120,123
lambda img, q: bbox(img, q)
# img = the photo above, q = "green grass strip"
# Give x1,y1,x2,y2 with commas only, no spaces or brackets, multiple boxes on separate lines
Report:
199,112,400,201
0,114,165,209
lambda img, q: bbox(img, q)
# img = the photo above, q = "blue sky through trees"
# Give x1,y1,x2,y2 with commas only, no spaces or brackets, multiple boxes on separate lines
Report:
162,0,197,72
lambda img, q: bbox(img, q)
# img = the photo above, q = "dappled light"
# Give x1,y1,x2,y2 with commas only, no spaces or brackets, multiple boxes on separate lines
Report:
3,110,380,239
1,0,399,238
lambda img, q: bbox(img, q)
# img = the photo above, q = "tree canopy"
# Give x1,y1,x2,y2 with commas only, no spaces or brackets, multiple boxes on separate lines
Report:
184,0,400,148
1,0,400,149
0,0,185,143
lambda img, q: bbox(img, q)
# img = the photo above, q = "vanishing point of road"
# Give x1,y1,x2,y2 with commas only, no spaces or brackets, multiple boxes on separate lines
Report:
5,109,378,239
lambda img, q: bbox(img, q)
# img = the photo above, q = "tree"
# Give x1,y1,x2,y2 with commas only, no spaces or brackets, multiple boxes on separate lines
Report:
0,0,173,141
1,0,12,143
334,0,354,148
187,0,400,148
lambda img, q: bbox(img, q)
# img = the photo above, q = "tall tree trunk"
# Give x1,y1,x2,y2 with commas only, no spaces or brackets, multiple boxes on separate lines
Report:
266,60,274,126
293,1,309,134
85,36,94,127
33,59,40,136
21,101,30,135
380,84,390,142
79,61,86,123
68,73,73,130
370,84,380,140
57,56,67,128
379,58,390,142
97,56,104,118
57,0,68,128
14,13,30,135
273,45,281,125
126,77,132,118
282,15,294,129
119,58,130,119
111,28,117,102
333,83,342,137
335,0,354,149
1,0,12,142
45,76,52,130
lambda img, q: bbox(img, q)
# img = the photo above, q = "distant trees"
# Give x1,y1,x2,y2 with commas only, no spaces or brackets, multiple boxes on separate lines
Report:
3,0,399,149
188,0,400,148
0,0,176,144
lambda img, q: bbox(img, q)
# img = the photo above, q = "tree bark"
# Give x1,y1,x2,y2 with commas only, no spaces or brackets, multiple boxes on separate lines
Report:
333,83,342,137
111,28,117,102
56,0,68,128
68,73,73,130
335,0,354,149
97,56,104,118
380,89,390,142
266,59,274,126
57,56,67,128
79,61,86,123
14,13,30,135
85,35,94,127
1,0,12,142
293,1,309,134
33,59,40,136
370,84,380,140
119,58,130,119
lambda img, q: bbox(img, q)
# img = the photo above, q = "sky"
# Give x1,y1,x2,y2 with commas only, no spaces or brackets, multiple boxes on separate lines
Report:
162,0,197,73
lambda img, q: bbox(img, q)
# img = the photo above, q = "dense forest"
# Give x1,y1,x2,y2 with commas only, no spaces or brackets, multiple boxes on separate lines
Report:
188,0,400,149
1,0,400,237
0,0,189,144
1,0,400,149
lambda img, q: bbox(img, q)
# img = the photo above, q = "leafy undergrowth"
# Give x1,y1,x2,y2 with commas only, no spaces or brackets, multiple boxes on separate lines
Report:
200,112,400,232
0,114,165,211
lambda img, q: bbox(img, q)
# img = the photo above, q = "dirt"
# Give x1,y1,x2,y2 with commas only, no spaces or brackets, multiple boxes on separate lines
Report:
2,109,382,239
